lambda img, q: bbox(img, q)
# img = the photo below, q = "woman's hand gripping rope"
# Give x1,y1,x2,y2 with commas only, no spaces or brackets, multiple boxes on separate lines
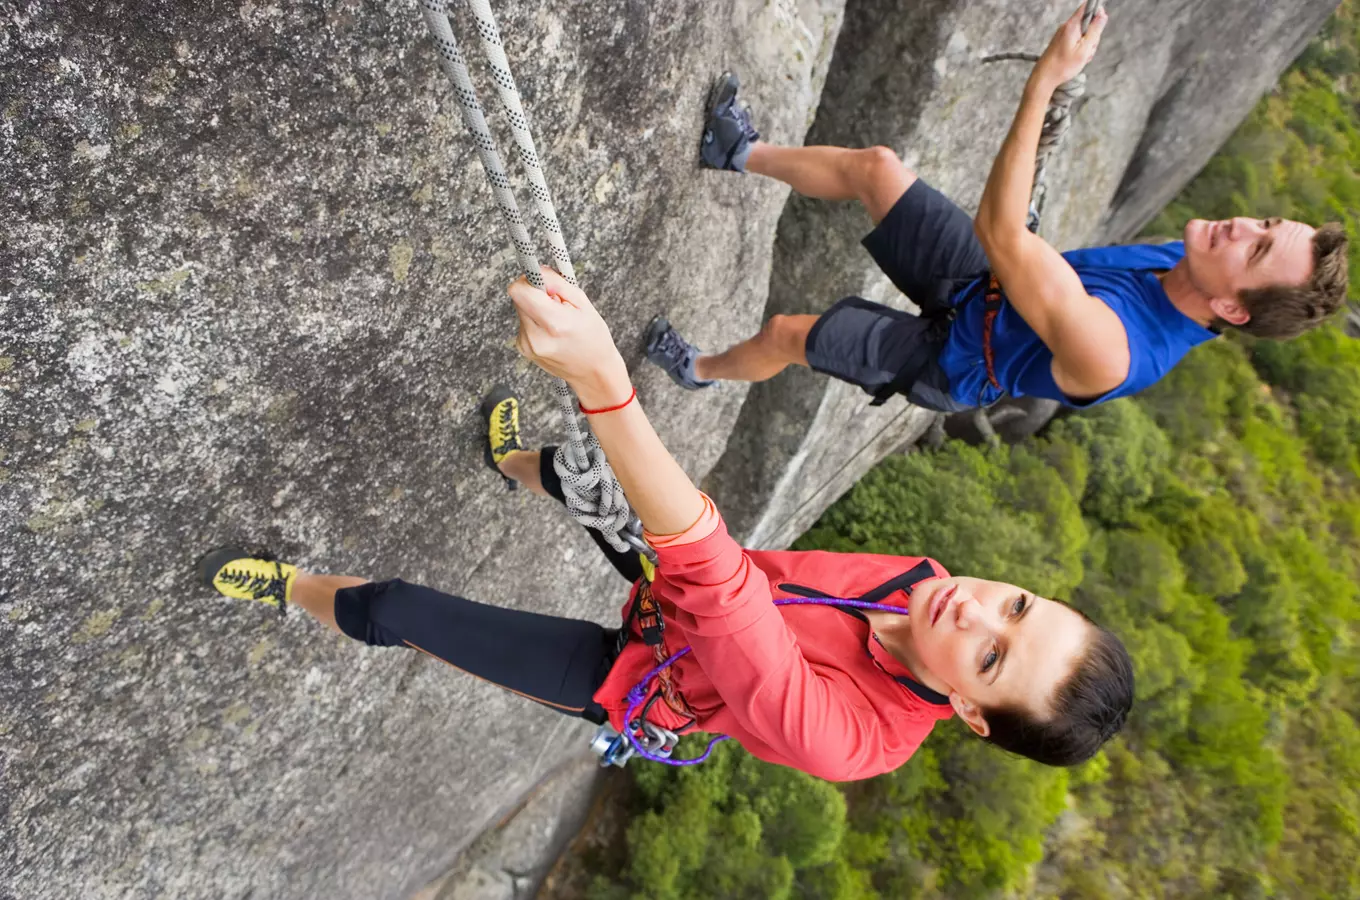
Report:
508,267,634,411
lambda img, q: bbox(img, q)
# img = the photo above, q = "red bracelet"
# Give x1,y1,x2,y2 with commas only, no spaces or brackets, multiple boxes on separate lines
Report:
578,387,637,416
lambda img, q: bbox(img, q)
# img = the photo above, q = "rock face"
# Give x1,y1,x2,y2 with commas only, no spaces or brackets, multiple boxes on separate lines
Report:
0,1,1334,898
408,754,603,900
0,2,842,898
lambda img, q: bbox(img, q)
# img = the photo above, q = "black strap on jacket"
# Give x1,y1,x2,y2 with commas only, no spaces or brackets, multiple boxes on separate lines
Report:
616,578,665,656
778,559,951,707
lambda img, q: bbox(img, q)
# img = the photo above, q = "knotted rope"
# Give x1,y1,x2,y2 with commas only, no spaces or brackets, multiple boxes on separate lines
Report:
415,0,650,557
983,0,1105,232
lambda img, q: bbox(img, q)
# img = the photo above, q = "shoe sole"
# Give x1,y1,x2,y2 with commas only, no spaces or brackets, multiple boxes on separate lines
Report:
478,384,520,488
197,545,253,590
699,72,740,169
644,315,672,356
708,71,740,116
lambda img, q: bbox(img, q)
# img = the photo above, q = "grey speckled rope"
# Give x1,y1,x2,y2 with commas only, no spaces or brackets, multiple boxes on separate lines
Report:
415,0,650,558
983,0,1105,232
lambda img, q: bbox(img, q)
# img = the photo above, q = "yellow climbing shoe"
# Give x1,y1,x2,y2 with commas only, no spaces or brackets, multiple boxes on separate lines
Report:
480,385,523,490
198,547,296,613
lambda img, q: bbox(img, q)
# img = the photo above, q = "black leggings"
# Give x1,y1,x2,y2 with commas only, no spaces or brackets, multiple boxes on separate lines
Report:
333,447,641,724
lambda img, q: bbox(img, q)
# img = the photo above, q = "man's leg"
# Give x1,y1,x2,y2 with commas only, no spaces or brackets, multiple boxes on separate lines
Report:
745,142,916,225
691,313,818,383
687,147,916,384
652,139,922,386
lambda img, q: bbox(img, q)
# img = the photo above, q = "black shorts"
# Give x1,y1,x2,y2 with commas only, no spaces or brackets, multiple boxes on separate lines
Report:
804,179,990,412
332,445,643,724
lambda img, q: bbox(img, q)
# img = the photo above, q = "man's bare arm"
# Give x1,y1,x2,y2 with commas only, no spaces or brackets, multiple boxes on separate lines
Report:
972,5,1125,399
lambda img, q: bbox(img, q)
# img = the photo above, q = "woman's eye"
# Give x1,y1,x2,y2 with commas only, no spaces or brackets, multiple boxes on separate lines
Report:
1012,595,1027,616
982,648,999,672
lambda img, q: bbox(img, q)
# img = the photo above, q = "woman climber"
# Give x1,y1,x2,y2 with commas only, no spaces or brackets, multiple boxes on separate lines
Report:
200,268,1133,781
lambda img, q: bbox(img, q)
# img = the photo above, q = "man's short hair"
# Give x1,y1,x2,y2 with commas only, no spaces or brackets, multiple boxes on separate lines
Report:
1232,222,1349,340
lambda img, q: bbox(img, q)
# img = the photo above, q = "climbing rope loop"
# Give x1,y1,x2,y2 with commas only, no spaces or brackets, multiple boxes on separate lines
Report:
414,0,650,558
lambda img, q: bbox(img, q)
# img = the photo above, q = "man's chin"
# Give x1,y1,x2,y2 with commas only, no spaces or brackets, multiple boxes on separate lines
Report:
1185,219,1205,247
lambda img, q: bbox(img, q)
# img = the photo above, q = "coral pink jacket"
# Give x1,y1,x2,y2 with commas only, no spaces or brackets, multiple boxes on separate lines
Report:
593,499,955,782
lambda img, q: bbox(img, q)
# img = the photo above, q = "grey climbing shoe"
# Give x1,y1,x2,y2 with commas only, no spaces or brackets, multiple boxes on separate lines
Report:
700,71,759,172
644,316,714,391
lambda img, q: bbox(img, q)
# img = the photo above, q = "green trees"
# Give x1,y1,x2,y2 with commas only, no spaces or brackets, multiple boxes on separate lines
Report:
592,743,849,900
583,335,1360,897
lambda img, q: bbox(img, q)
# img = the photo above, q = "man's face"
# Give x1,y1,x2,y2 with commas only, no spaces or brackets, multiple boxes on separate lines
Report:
1182,217,1315,307
908,576,1090,733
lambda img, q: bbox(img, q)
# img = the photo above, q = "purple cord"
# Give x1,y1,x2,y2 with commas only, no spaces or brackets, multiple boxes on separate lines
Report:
621,596,912,766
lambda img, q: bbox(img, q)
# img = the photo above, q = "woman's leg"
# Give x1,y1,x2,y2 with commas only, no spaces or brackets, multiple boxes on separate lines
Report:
313,574,618,722
496,448,547,497
290,573,365,633
201,550,616,721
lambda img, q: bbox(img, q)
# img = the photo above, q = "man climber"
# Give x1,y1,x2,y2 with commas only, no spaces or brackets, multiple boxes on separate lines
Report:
645,5,1350,411
200,267,1133,780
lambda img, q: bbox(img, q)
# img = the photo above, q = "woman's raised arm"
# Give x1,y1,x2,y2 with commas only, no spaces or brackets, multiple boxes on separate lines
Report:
507,269,706,536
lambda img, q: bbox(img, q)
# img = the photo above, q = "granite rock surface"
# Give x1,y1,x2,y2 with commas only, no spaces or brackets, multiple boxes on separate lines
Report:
1,1,841,897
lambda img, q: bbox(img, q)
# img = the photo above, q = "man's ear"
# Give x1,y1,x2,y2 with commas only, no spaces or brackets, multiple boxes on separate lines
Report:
950,692,990,738
1208,294,1251,326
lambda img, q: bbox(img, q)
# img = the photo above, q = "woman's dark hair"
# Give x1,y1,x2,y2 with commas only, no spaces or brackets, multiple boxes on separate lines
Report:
981,609,1134,767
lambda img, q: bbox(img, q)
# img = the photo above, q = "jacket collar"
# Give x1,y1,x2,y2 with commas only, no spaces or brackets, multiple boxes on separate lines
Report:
859,560,953,712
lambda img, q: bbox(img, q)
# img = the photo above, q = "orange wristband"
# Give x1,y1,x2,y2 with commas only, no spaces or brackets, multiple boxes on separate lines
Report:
578,387,637,416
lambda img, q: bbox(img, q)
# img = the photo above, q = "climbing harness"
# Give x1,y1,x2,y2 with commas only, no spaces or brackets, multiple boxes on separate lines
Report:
591,592,929,768
413,0,652,560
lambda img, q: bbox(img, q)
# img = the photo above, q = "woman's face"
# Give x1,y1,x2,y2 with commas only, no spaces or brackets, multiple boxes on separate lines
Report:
907,576,1092,735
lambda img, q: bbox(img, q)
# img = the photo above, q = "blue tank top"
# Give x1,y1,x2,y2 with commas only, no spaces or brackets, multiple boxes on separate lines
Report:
937,242,1217,407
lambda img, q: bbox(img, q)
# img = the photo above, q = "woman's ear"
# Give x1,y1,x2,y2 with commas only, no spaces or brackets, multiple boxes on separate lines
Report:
1208,294,1251,326
950,692,990,738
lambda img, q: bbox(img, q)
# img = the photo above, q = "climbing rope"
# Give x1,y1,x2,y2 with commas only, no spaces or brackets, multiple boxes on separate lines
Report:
983,0,1105,232
414,0,651,558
